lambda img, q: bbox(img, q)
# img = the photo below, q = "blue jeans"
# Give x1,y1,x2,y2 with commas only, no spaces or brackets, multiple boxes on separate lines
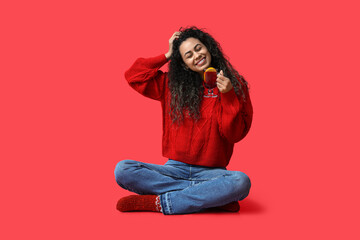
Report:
114,159,251,215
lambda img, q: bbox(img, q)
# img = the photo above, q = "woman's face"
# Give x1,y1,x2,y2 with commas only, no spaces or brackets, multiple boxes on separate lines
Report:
179,37,212,75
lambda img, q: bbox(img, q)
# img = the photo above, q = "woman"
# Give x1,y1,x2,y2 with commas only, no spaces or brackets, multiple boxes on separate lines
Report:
115,26,253,215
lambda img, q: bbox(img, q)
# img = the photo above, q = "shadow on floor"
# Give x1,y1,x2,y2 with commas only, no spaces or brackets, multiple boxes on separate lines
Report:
238,198,265,214
202,198,265,214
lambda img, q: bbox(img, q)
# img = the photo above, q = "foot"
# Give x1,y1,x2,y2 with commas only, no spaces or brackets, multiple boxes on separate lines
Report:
116,195,162,212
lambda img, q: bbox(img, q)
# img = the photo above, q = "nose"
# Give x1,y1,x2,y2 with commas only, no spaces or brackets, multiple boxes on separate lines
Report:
194,52,201,60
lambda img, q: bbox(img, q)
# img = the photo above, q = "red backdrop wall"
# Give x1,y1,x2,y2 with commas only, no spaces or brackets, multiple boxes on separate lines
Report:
1,0,359,239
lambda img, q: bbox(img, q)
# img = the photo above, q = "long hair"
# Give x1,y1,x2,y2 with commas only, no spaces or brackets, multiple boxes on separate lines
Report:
168,26,249,124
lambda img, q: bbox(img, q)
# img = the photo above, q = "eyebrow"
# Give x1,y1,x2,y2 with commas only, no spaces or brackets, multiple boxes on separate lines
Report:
184,44,201,57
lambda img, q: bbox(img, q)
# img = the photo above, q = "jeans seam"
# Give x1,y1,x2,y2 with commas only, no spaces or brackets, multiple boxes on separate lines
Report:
189,166,192,180
140,163,190,181
161,193,173,215
118,182,145,195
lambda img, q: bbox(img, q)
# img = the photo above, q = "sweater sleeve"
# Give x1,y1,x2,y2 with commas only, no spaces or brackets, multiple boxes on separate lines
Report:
218,83,253,143
124,54,168,101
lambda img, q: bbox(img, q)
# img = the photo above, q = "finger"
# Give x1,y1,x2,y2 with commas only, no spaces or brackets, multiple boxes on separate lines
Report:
216,81,224,89
217,75,228,82
217,75,225,81
217,83,226,92
171,32,179,39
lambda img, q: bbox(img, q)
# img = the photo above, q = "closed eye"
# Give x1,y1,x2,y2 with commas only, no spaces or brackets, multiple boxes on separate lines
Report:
185,53,192,58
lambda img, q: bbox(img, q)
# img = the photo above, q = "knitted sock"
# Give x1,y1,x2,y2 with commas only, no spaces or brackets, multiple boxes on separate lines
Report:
116,195,162,212
209,201,240,212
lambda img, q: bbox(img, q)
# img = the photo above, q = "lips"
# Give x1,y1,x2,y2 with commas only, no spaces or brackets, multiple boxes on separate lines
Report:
196,57,206,66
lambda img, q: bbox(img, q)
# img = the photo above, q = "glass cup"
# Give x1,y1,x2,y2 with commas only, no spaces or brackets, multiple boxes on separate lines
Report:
203,67,218,98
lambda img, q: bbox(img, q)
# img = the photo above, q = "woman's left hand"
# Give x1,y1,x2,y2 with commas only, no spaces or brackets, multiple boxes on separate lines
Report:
216,70,233,93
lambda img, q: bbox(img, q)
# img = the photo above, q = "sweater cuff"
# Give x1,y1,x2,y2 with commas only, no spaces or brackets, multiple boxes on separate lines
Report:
160,54,169,64
136,54,168,69
221,88,238,104
220,88,242,113
147,54,168,69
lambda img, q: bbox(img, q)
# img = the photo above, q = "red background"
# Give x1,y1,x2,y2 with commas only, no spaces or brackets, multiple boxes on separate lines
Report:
1,0,359,239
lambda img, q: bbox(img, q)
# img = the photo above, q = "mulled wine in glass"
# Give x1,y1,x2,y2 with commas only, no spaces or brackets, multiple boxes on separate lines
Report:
203,67,218,98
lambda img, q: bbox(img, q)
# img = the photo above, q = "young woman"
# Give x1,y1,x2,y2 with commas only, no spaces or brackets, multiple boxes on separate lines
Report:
115,26,253,215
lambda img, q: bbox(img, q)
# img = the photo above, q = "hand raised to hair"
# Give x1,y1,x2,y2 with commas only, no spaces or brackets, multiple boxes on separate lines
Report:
165,31,181,60
216,70,233,93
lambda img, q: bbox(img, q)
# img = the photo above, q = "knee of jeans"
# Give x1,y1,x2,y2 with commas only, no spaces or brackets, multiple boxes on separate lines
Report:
114,159,137,187
232,172,251,199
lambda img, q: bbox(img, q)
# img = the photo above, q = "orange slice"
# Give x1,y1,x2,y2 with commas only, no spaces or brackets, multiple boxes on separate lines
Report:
204,67,217,80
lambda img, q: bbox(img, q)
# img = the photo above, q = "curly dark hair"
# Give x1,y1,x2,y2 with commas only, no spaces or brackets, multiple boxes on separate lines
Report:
168,26,249,124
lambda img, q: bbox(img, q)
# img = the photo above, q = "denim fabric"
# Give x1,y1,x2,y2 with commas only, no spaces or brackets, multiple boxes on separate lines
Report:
114,159,251,215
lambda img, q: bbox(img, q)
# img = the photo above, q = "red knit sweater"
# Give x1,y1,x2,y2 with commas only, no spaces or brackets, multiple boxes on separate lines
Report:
124,54,253,167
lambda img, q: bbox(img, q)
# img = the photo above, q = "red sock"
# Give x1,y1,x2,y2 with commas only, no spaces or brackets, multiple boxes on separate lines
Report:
116,195,161,212
210,201,240,212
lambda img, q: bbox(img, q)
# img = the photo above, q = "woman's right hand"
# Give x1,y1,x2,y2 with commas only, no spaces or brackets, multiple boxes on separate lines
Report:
165,31,181,60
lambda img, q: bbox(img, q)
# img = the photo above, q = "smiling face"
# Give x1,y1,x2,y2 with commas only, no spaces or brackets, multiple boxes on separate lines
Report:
179,37,212,76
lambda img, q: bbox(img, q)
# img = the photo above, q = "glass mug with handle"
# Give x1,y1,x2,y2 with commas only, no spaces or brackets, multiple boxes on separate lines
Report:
203,67,218,98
